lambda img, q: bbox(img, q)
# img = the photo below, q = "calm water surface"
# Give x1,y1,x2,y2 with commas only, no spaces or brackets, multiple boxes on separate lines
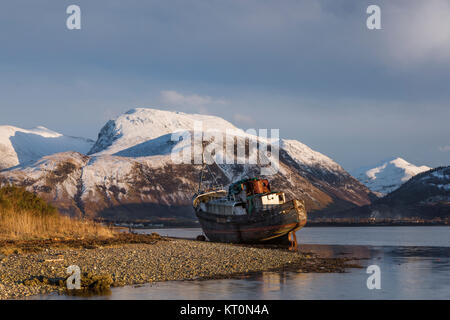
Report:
148,226,450,247
36,226,450,300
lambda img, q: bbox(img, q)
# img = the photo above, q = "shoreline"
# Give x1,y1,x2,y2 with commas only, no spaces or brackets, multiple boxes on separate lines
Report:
0,236,361,300
113,223,450,230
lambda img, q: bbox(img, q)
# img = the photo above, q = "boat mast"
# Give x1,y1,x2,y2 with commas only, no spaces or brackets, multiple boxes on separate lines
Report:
198,133,205,193
197,134,220,192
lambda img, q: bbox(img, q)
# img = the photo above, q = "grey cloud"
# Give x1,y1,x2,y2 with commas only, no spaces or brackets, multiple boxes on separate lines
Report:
0,0,449,169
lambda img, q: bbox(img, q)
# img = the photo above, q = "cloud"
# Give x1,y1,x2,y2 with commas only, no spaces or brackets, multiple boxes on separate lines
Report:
438,145,450,152
1,1,449,169
383,0,450,65
159,90,226,113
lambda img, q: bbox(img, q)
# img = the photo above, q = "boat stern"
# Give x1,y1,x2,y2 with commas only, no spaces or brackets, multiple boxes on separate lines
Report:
292,199,307,230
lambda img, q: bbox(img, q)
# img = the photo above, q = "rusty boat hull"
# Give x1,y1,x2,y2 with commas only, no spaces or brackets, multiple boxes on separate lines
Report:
195,200,307,243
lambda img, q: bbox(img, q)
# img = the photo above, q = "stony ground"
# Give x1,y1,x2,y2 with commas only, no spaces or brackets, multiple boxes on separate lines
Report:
0,238,359,299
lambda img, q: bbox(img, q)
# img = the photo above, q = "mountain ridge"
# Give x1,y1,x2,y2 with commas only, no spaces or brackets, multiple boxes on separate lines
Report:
89,108,239,155
0,125,94,171
351,157,431,195
331,166,450,220
0,108,376,221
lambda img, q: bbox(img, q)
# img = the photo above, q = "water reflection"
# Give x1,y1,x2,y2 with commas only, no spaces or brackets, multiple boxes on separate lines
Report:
146,226,450,247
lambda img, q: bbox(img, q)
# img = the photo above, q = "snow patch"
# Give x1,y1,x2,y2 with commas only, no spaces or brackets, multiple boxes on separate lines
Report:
352,157,431,195
0,125,93,170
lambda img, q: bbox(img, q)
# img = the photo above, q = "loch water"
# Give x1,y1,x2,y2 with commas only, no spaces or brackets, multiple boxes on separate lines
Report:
35,226,450,300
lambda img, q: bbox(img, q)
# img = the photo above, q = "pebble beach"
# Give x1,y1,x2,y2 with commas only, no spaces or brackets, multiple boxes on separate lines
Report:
0,237,359,299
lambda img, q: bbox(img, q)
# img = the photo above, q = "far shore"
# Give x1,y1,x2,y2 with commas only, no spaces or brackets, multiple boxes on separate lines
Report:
110,221,450,230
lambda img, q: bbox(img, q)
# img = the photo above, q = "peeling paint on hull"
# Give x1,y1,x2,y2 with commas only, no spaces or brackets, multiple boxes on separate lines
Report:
196,201,307,243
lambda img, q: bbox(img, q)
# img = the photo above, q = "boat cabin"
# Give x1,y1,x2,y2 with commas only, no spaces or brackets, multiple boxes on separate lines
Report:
193,178,286,216
229,178,271,197
229,178,286,213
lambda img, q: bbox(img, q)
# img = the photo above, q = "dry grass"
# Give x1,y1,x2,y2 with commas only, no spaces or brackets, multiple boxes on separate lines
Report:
0,209,114,240
0,186,114,241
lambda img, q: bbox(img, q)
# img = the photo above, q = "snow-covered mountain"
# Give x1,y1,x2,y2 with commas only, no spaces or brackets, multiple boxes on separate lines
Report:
0,125,94,170
336,166,450,219
89,108,239,155
0,108,375,221
351,157,431,195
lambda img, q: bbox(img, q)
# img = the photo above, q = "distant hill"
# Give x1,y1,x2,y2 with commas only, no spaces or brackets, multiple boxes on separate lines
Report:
0,125,94,171
334,166,450,220
351,157,431,195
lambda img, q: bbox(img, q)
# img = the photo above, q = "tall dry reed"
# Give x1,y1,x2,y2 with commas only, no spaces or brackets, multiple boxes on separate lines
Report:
0,186,114,240
0,209,114,240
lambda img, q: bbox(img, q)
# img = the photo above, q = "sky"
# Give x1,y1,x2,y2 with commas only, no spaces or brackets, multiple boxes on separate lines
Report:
0,0,449,171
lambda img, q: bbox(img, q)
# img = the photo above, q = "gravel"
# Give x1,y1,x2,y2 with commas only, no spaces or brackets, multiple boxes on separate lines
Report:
0,238,357,299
